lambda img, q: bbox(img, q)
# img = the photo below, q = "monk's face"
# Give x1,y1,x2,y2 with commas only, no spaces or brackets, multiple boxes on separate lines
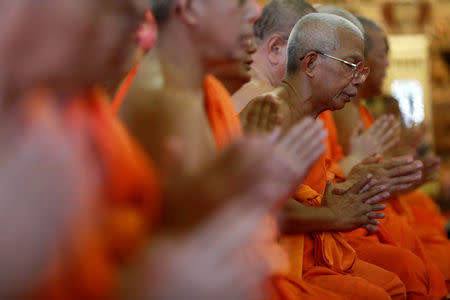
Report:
87,0,144,82
315,29,365,111
211,0,260,91
0,0,97,91
362,29,389,97
0,0,143,91
193,0,251,67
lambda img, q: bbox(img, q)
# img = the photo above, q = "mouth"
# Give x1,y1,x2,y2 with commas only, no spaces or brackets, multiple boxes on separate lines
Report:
341,94,353,103
243,58,253,70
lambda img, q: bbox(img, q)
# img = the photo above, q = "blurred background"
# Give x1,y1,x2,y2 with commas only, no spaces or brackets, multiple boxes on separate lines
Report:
256,0,450,216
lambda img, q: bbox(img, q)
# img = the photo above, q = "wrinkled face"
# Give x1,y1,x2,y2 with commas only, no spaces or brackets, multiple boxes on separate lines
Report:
194,0,251,67
363,29,389,97
315,29,365,111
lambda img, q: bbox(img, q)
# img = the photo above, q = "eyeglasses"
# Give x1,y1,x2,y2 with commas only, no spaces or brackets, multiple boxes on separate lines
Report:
301,50,370,83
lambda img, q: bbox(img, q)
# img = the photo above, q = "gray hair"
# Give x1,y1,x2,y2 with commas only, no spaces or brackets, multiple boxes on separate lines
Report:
286,13,363,76
317,5,364,34
253,0,316,42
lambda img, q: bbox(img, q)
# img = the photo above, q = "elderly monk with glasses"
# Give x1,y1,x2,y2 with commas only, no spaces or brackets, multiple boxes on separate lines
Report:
241,13,410,300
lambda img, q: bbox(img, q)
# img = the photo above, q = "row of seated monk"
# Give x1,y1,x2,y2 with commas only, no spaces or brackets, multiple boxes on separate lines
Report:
0,0,449,299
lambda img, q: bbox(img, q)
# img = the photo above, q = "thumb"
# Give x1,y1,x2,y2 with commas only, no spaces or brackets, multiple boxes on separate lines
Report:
323,180,333,205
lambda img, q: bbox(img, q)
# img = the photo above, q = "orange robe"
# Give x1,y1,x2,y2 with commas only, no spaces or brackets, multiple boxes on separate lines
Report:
321,108,445,299
274,110,407,300
280,151,406,300
359,103,450,291
203,75,350,300
32,87,161,300
111,64,140,115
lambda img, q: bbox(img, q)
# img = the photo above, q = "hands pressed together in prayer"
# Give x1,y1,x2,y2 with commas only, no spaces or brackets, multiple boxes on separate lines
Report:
349,115,400,159
323,175,389,232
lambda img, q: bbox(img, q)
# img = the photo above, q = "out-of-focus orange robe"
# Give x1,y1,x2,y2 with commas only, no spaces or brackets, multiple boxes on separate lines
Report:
204,75,351,300
359,104,450,289
111,64,140,115
31,87,161,300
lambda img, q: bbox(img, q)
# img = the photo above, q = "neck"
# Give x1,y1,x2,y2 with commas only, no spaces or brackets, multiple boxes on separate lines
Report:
276,76,320,120
156,23,207,94
252,50,278,87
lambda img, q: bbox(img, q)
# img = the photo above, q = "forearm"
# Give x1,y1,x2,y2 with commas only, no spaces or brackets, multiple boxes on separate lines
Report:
278,199,339,234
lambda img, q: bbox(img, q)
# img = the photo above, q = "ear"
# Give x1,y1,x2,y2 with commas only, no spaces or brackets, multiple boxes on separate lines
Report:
266,34,287,65
301,51,319,78
175,0,197,25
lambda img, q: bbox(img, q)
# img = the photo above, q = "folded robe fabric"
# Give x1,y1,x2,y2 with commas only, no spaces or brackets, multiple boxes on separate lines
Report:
340,104,449,297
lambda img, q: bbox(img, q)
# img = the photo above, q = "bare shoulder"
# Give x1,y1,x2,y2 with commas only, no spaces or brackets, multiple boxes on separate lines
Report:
233,78,274,112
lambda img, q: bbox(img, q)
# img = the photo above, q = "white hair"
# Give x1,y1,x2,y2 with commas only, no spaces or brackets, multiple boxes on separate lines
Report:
286,13,363,75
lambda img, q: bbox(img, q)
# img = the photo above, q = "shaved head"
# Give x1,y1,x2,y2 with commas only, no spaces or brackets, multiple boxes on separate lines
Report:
253,0,316,42
149,0,174,26
317,5,364,34
286,13,363,76
357,16,387,58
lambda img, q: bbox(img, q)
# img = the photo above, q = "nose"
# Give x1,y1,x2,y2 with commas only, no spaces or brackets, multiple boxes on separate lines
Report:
247,37,257,55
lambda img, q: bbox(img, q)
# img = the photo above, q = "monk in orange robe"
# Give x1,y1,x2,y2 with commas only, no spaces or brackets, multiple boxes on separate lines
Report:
333,15,449,292
204,74,352,300
111,6,348,298
118,1,337,299
243,13,409,300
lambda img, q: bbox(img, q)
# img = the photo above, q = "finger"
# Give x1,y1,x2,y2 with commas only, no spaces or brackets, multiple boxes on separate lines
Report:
387,161,423,177
358,185,387,202
258,98,274,131
382,155,414,170
389,183,415,193
245,100,263,131
265,127,282,145
380,122,400,145
367,115,387,137
390,171,422,186
364,224,379,232
324,180,334,203
293,127,327,161
365,192,390,205
373,116,392,139
349,174,373,194
280,117,316,149
365,212,386,219
361,153,382,165
380,136,400,154
369,203,387,211
359,178,378,194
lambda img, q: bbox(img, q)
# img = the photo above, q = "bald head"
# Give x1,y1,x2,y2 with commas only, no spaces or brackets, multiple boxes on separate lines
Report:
357,16,387,58
253,0,316,42
286,13,363,76
317,5,364,34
